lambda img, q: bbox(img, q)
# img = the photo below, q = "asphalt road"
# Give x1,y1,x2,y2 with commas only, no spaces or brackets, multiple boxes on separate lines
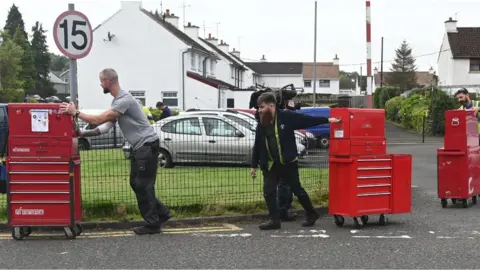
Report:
3,142,480,269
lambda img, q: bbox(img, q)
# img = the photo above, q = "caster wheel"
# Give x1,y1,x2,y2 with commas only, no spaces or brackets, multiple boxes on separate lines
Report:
379,214,388,226
64,227,76,240
333,215,345,227
360,215,369,224
452,198,457,204
353,217,364,229
23,227,32,237
75,224,83,236
12,227,24,240
441,199,448,208
472,196,477,205
462,199,468,208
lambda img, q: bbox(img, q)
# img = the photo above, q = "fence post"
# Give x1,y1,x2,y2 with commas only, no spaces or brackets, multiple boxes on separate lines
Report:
422,114,426,143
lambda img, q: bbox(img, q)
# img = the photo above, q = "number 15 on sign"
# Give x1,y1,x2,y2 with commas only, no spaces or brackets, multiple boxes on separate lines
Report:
53,10,93,59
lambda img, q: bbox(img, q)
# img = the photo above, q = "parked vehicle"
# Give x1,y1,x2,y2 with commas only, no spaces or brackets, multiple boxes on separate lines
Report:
0,104,7,157
297,107,331,148
77,109,125,150
122,114,307,168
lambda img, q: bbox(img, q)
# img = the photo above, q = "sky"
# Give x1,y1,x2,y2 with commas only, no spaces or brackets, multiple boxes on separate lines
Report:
0,0,479,74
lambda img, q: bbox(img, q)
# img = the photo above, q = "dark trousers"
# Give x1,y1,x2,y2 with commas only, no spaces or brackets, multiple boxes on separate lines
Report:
277,180,293,215
263,162,315,221
130,140,171,227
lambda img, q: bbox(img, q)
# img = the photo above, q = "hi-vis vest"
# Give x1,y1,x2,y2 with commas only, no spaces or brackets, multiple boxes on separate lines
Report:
264,114,298,170
459,100,480,133
141,106,155,124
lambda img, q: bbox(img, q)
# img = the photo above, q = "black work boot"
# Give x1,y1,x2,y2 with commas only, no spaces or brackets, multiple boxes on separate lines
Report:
280,211,297,222
301,211,320,227
258,220,281,230
133,225,162,235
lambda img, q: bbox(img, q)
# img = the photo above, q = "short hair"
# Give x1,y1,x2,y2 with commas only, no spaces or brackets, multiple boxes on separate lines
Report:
156,101,164,107
257,92,276,106
100,68,119,83
455,88,469,96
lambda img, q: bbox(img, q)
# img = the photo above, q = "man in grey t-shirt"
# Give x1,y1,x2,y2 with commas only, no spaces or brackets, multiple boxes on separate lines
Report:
60,68,171,235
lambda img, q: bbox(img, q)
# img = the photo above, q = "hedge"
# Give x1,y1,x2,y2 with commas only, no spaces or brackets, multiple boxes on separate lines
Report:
384,96,405,123
373,86,401,109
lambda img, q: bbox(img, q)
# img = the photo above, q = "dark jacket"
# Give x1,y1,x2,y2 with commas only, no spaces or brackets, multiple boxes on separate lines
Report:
160,106,172,119
251,109,329,171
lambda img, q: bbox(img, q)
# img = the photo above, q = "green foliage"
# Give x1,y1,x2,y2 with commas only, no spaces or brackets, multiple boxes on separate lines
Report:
384,96,405,122
26,98,38,103
0,89,24,103
0,32,24,90
385,40,418,91
12,26,35,93
150,108,180,121
397,94,428,129
373,86,401,108
49,53,68,72
430,88,457,135
31,21,54,97
4,4,25,39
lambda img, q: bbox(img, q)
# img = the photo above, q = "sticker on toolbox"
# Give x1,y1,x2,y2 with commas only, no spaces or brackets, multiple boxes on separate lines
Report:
31,109,49,132
334,129,344,138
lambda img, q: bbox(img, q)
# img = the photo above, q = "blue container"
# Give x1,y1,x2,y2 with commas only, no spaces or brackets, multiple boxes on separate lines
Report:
0,164,6,181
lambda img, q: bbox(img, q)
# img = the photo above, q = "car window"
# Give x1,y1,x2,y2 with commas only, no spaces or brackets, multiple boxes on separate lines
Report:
203,117,237,137
161,118,202,135
224,115,255,131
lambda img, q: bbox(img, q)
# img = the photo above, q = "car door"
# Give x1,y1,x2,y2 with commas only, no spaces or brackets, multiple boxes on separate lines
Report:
201,117,248,164
84,123,113,149
160,117,205,163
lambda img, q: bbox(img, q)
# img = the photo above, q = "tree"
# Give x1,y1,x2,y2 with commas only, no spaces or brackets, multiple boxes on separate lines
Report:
49,53,68,72
31,22,54,96
385,40,418,91
3,4,26,39
12,27,35,93
0,32,25,102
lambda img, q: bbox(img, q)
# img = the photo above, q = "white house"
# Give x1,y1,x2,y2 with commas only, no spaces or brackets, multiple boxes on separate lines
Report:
437,17,480,94
244,55,340,95
77,1,249,110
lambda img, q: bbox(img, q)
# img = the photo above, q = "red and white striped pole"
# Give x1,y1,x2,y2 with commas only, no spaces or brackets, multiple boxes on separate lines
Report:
366,0,373,107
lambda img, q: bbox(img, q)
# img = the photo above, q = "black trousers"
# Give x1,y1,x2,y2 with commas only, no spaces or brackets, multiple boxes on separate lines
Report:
277,180,293,215
263,162,315,221
130,140,171,227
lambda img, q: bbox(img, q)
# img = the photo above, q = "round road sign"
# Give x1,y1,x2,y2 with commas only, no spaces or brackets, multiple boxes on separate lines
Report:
53,10,93,59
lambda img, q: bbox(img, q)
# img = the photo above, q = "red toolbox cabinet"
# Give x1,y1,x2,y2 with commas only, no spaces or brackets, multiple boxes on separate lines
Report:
6,103,82,240
329,108,387,156
329,154,412,228
437,110,480,208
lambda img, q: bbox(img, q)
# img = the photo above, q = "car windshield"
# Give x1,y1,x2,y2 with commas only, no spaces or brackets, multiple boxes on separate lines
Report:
224,115,256,131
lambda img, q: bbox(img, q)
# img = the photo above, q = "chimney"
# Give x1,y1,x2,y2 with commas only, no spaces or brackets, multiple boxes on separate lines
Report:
260,55,267,62
164,9,180,29
121,1,142,10
333,54,339,65
218,40,229,54
445,17,457,33
184,22,199,39
231,48,240,59
205,33,218,46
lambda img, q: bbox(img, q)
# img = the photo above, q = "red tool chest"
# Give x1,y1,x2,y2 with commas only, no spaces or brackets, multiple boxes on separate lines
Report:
329,108,387,156
328,108,412,229
437,110,480,208
6,103,83,240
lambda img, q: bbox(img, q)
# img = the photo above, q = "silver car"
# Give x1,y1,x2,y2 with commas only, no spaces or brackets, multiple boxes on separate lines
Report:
122,114,306,168
78,121,125,150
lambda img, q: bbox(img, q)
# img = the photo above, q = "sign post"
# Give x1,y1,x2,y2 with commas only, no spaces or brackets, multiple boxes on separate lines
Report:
53,4,93,107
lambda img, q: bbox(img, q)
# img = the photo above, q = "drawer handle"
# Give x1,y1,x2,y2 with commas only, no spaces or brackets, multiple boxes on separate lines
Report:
358,167,392,170
357,184,391,188
9,181,69,184
358,192,391,197
8,162,69,165
10,191,69,194
9,171,69,175
357,176,391,179
358,159,392,162
10,200,70,204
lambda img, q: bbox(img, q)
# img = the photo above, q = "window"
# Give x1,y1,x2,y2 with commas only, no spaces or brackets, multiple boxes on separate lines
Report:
211,60,216,75
206,60,210,75
224,115,255,131
129,90,146,105
161,118,201,135
226,98,235,108
319,80,330,87
203,117,237,137
191,52,196,70
198,56,203,72
470,59,480,72
304,80,312,87
230,66,234,78
161,92,178,107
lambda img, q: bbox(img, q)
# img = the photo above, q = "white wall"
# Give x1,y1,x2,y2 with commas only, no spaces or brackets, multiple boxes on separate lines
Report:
184,77,219,109
437,33,453,86
233,91,254,109
259,74,302,88
302,79,340,94
77,3,187,110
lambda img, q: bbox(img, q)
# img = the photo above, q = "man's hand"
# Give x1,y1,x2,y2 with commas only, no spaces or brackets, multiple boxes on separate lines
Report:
59,102,76,116
328,117,341,123
250,168,256,179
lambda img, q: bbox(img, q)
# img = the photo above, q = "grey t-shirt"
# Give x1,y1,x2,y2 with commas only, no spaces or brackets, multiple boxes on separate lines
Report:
110,89,159,150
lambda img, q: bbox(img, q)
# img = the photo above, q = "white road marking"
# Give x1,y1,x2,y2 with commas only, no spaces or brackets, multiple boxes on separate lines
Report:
271,234,330,238
309,230,326,233
350,230,358,234
191,233,252,238
436,236,474,240
352,235,412,239
429,231,435,234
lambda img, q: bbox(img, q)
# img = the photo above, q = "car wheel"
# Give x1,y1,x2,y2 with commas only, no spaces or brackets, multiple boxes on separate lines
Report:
78,139,90,151
158,149,173,168
318,136,329,148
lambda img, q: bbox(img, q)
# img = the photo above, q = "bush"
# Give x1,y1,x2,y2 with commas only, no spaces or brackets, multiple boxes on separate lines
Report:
430,88,457,135
374,86,401,108
397,94,428,129
385,96,405,122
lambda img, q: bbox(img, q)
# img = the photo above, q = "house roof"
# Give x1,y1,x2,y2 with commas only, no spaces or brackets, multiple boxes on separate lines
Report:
374,71,435,86
244,62,303,75
447,28,480,58
48,72,67,85
198,38,244,69
229,54,259,73
140,9,212,55
302,62,339,79
187,71,237,90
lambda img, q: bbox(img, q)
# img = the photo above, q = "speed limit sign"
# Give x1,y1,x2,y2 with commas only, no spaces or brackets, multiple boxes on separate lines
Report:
53,10,93,59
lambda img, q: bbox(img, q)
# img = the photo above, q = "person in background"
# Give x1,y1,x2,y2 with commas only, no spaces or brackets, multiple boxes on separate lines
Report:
250,92,340,230
137,99,155,124
455,88,480,133
60,68,172,235
156,102,172,120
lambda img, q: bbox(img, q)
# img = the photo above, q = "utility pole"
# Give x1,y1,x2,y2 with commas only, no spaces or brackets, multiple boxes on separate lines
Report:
214,22,220,38
380,36,384,87
203,20,206,38
160,1,163,14
179,0,191,28
313,0,317,107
